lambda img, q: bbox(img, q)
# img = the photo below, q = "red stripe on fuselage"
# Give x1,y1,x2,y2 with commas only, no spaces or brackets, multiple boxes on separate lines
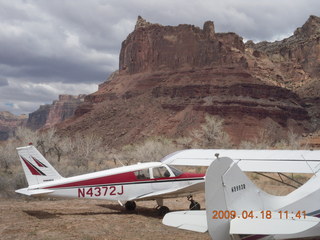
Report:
45,172,205,189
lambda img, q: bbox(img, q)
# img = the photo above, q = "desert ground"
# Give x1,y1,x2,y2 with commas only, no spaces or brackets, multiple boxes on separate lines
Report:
0,195,211,240
1,177,319,240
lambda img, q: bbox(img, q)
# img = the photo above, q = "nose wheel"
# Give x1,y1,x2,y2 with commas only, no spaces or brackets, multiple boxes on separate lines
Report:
187,195,200,210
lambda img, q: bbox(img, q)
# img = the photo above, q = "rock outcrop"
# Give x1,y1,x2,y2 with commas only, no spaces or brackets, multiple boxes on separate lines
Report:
246,15,320,131
27,95,85,130
246,15,320,91
0,112,27,140
119,18,244,75
59,16,320,147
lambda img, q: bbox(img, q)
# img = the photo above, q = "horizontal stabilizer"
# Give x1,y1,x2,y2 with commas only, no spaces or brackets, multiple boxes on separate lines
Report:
162,210,207,233
230,212,320,235
15,188,54,196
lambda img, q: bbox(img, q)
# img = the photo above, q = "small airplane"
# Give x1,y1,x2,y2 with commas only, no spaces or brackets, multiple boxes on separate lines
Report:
15,144,205,215
163,150,320,239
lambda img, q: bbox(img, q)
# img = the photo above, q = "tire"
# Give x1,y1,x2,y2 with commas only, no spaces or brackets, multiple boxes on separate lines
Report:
189,201,200,210
125,201,136,211
158,206,170,216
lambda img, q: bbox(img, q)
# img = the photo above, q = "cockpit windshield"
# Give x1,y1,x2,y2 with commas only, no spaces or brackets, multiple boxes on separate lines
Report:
169,166,183,177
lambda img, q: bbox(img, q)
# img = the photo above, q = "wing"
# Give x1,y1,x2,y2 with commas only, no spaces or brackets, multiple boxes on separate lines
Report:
230,212,320,238
130,181,204,201
161,149,320,173
162,210,207,233
163,210,320,238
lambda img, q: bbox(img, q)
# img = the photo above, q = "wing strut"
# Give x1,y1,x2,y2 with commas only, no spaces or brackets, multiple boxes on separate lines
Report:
255,172,304,189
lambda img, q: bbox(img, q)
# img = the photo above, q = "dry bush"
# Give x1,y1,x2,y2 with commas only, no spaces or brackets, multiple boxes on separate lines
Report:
59,133,103,167
239,126,305,150
52,133,114,177
0,142,17,171
238,140,260,149
15,127,63,161
0,128,113,195
191,115,231,148
15,127,40,145
286,128,304,149
113,137,180,166
0,144,27,197
240,121,284,149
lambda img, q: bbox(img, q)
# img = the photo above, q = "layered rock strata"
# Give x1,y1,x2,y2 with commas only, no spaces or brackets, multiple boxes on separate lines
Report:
27,95,85,130
59,16,320,146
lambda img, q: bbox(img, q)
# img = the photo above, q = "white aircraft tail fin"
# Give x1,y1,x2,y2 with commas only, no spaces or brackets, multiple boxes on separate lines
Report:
17,145,63,186
163,156,320,239
205,157,276,240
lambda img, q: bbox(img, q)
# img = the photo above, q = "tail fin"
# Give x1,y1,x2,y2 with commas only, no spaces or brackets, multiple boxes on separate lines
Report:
205,157,320,240
205,157,277,240
17,145,63,186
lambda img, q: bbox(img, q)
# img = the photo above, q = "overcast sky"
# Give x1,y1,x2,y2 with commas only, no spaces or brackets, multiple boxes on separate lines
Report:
1,0,319,115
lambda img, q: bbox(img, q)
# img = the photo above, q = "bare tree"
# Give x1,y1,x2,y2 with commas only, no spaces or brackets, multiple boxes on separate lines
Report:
15,127,39,145
286,128,303,149
60,133,102,168
191,115,231,148
113,137,179,166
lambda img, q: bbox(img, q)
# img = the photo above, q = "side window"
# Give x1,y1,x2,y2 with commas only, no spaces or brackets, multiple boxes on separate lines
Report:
169,166,182,177
134,168,150,180
153,167,171,178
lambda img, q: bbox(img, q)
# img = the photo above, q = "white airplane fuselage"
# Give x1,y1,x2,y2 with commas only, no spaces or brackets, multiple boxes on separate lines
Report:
22,162,205,202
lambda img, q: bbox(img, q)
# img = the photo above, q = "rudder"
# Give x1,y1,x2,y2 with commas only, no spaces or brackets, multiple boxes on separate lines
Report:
205,157,274,240
17,145,63,186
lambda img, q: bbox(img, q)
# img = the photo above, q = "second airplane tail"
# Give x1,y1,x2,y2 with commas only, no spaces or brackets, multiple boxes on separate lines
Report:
205,157,320,240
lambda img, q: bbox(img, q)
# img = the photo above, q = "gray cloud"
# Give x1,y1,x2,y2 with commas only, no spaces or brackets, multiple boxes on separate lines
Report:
0,0,319,115
0,78,8,87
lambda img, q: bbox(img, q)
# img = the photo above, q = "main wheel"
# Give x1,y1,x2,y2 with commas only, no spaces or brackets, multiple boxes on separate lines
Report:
125,201,136,211
189,201,200,210
158,206,170,216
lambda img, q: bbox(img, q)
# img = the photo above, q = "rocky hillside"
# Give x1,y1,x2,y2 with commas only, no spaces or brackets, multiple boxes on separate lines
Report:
58,16,320,147
26,94,86,130
0,112,27,140
247,15,320,130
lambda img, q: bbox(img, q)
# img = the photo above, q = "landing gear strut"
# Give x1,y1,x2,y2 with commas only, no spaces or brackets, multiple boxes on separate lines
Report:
187,195,200,210
125,201,136,211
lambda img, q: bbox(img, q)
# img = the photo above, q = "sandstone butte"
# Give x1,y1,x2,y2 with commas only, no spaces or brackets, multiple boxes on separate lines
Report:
57,16,320,147
3,16,320,146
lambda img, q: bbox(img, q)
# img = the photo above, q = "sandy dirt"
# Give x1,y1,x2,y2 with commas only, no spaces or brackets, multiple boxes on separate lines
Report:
1,178,319,240
0,196,211,240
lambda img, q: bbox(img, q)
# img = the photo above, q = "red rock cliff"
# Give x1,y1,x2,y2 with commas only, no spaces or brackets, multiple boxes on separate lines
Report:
119,16,244,74
61,16,320,147
0,111,27,140
27,94,85,130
